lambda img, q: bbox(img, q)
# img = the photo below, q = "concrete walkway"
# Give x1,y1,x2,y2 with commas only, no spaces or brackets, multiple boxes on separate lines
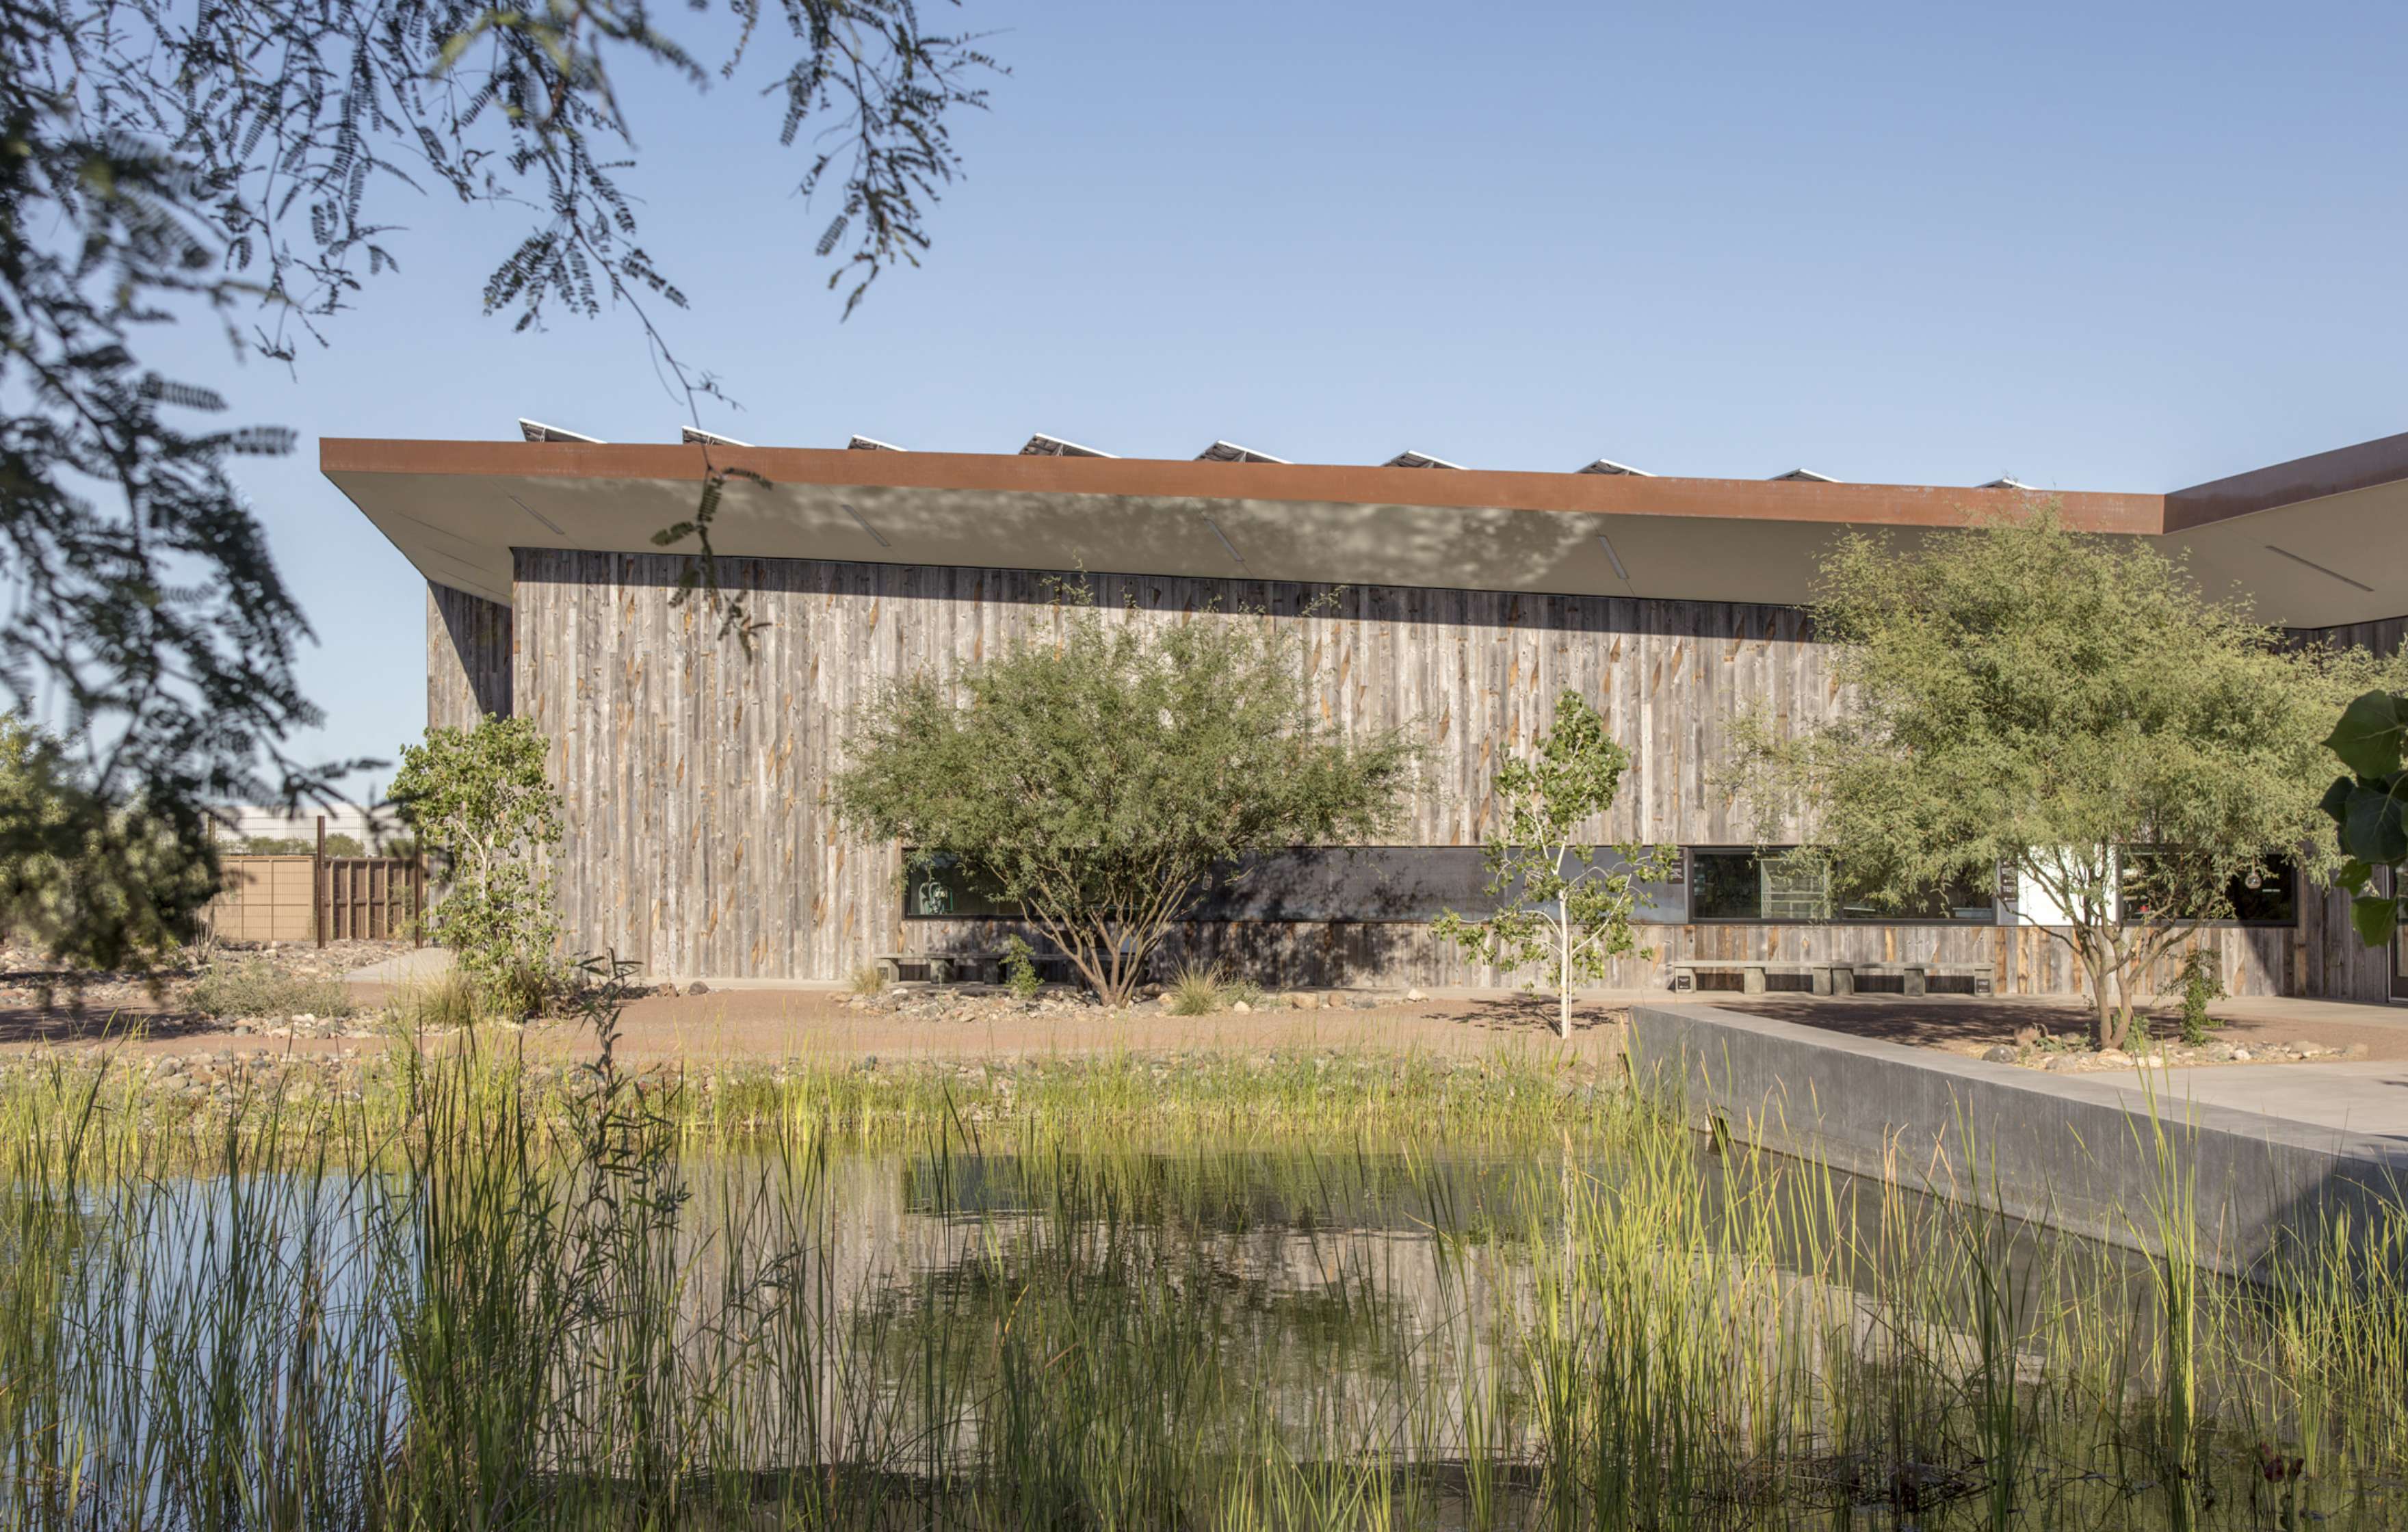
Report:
345,947,453,984
2082,1060,2408,1144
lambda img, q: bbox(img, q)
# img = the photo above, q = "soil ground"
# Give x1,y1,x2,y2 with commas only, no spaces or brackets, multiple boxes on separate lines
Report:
8,936,2408,1072
11,961,2408,1073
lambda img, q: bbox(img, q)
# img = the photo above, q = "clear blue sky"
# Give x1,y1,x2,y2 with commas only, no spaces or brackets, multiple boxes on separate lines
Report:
164,0,2408,795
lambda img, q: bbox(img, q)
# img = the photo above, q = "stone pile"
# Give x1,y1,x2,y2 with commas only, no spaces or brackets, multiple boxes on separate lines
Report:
1979,1037,2369,1070
836,984,1404,1022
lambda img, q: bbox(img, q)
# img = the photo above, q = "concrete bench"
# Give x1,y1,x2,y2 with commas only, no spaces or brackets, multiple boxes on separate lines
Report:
873,951,1001,985
1669,960,1995,997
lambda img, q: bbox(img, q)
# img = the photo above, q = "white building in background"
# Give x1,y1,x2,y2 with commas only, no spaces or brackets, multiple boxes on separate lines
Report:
213,802,398,850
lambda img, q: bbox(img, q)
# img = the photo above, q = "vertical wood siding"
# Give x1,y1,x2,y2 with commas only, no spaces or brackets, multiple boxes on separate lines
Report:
427,582,514,728
502,548,2322,995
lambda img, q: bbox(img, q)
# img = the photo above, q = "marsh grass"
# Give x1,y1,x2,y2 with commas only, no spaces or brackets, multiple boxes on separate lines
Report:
1,1039,2406,1529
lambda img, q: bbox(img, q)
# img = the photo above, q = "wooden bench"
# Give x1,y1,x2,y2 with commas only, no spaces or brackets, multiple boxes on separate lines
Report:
1669,960,1995,997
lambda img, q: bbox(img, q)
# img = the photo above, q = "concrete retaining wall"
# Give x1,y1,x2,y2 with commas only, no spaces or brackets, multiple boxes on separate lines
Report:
1627,1003,2408,1273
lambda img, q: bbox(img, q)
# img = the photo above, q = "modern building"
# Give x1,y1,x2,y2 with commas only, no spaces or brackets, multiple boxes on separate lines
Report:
326,425,2408,1000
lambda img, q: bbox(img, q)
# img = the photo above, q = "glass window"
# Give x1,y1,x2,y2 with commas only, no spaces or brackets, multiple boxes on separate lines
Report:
2119,851,2296,925
2226,858,2296,924
901,852,1019,919
1690,847,1994,924
901,846,1688,924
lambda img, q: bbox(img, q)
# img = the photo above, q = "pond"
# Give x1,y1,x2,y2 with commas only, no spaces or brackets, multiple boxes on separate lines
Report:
2,1054,2404,1529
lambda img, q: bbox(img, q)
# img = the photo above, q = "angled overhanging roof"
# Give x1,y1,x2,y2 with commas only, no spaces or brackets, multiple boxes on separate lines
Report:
321,432,2408,626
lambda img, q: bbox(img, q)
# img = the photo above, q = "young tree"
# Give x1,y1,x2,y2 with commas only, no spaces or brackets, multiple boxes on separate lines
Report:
392,717,565,1014
834,596,1417,1007
1731,505,2395,1050
0,0,997,940
1433,691,1673,1039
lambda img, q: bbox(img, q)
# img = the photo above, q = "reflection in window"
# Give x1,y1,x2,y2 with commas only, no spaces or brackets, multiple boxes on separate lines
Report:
2119,851,2296,925
1690,848,1995,924
902,852,1020,919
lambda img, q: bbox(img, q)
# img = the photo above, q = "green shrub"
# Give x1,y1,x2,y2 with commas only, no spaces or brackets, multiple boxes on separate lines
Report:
2177,949,2226,1046
391,717,565,1016
187,960,353,1020
1001,936,1041,1001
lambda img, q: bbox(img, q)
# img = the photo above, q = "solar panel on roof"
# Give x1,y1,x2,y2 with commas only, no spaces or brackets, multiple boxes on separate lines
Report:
681,426,750,447
848,435,908,451
1768,468,1837,483
519,419,605,444
1196,440,1290,464
1383,450,1464,470
1021,433,1116,458
1575,458,1652,476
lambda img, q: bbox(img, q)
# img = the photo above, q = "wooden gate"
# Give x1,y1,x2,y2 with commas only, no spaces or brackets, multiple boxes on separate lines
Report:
202,854,425,944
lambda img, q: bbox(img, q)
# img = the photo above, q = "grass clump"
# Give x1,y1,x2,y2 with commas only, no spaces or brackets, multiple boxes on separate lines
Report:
185,958,352,1020
849,963,887,996
1167,960,1225,1015
383,969,485,1034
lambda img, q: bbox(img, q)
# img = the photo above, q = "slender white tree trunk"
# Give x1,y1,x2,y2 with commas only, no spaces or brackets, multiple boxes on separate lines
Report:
1558,892,1573,1040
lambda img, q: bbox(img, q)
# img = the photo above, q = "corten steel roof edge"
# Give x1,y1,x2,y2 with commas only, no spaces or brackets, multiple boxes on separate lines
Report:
319,438,2166,533
2165,428,2408,532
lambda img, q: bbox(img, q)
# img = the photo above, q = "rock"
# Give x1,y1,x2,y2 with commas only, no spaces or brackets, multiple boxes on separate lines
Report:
1231,1001,1251,1014
148,1055,185,1078
1980,1044,2019,1064
1351,994,1379,1010
2295,1040,2327,1057
1284,992,1320,1010
1405,987,1428,1003
2093,1048,2132,1068
2230,1048,2253,1062
688,981,711,996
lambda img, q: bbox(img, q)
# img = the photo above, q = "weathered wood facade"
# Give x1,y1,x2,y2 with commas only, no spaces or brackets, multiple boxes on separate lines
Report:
428,582,514,730
404,548,2358,996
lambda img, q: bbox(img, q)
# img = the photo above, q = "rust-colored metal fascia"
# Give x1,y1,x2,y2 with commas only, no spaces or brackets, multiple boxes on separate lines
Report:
2164,428,2408,532
319,438,2163,533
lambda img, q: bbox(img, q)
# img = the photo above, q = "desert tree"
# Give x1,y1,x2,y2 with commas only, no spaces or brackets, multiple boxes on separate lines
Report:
1434,691,1673,1038
391,715,564,1014
1729,504,2395,1050
0,0,995,964
834,590,1417,1007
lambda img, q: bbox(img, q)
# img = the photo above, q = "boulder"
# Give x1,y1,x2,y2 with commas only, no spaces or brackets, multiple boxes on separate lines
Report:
1980,1044,2018,1064
1404,987,1428,1003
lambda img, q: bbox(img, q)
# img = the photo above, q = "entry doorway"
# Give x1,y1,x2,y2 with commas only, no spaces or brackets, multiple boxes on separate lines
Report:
2395,869,2408,1001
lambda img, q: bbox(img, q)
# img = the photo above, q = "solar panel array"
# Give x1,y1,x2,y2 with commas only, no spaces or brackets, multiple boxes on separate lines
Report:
506,419,2044,490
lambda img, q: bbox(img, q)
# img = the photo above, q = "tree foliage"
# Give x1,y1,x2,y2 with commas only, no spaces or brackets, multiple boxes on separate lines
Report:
1434,691,1672,1038
1731,505,2394,1049
0,0,995,956
392,715,563,1013
2316,689,2408,946
834,593,1417,1007
0,717,219,969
